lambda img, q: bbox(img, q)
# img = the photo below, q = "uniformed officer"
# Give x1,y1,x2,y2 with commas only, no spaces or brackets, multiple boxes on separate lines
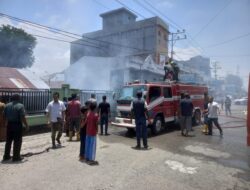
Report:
131,91,150,149
2,94,29,162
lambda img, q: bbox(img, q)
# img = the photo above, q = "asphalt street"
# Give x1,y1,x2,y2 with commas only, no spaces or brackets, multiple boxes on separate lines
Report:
0,105,249,190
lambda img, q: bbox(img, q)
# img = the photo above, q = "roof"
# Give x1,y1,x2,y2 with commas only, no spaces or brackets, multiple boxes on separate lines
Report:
0,67,49,89
100,7,137,18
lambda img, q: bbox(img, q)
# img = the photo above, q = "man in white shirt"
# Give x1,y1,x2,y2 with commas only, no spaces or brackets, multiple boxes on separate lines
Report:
207,96,223,136
46,92,66,148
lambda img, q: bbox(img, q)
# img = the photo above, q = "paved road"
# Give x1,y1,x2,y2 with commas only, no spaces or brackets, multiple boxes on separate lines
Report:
0,105,249,190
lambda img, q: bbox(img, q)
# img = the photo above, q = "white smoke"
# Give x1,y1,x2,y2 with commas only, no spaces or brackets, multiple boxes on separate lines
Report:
64,56,121,90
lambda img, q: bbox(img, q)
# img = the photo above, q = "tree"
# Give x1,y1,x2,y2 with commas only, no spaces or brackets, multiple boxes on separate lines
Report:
0,25,36,68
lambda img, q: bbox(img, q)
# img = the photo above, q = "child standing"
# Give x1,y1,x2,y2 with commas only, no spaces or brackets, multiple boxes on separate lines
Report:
79,106,88,161
85,102,99,165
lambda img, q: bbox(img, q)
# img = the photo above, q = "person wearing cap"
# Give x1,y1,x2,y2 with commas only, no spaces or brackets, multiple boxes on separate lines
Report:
179,93,193,136
131,91,150,149
2,94,29,162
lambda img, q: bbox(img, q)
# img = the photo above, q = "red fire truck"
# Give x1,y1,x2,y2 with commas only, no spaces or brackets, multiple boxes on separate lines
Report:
111,81,208,134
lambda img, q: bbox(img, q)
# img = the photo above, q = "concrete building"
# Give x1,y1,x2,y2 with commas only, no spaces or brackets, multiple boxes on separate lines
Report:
70,8,169,65
68,8,211,90
177,56,211,83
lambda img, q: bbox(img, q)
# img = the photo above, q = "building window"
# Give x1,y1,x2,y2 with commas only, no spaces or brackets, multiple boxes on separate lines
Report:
164,34,167,40
158,31,161,36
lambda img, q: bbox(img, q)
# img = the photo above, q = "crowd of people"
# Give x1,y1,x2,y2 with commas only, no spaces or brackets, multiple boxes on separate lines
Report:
0,92,111,165
0,90,229,164
45,92,111,165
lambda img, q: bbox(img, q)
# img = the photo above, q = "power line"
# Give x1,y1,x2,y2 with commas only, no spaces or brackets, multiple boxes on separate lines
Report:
114,0,193,59
204,32,250,48
0,22,107,50
142,0,183,31
118,1,197,58
1,16,128,56
0,18,119,52
173,50,250,58
0,14,101,47
193,0,233,39
32,34,101,49
114,0,151,21
130,0,190,60
173,53,185,61
210,54,250,58
0,12,150,52
140,0,207,56
92,0,110,10
95,0,203,58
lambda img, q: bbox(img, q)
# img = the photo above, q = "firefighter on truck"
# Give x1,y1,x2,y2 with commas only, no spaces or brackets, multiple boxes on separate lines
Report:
111,60,208,135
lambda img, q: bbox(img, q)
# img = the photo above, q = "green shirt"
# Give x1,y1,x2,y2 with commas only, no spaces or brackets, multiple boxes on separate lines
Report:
4,101,25,122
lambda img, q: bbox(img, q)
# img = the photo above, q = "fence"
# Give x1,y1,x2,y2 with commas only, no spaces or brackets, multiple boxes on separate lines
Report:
0,88,119,117
0,88,50,115
79,90,118,118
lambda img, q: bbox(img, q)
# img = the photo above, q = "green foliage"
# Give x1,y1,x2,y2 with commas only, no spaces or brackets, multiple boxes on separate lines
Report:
0,25,36,68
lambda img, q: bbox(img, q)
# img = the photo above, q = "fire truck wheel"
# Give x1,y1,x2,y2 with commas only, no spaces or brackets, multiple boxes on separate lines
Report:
192,110,201,126
152,116,163,135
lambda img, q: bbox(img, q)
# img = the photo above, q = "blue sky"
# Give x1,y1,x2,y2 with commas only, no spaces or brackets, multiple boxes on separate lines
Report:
0,0,249,88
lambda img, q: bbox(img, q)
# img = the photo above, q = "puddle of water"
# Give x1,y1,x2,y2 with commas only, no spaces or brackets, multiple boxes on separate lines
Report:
185,145,231,158
220,159,250,172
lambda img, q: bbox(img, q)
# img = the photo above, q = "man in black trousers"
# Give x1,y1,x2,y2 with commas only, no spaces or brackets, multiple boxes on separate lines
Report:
98,95,111,135
2,94,29,162
131,91,150,149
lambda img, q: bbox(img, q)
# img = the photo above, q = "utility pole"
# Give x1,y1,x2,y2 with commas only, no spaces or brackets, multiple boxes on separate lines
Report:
211,61,221,80
247,73,250,146
169,29,187,60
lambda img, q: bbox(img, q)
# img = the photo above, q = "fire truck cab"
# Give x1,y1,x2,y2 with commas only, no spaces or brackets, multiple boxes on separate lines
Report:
112,81,208,134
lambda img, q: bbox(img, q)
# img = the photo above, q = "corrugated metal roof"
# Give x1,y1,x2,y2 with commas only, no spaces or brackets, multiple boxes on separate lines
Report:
0,67,49,89
18,69,50,89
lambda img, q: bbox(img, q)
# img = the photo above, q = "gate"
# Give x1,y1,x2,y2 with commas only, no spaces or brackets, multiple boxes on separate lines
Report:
0,88,50,115
79,90,117,119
